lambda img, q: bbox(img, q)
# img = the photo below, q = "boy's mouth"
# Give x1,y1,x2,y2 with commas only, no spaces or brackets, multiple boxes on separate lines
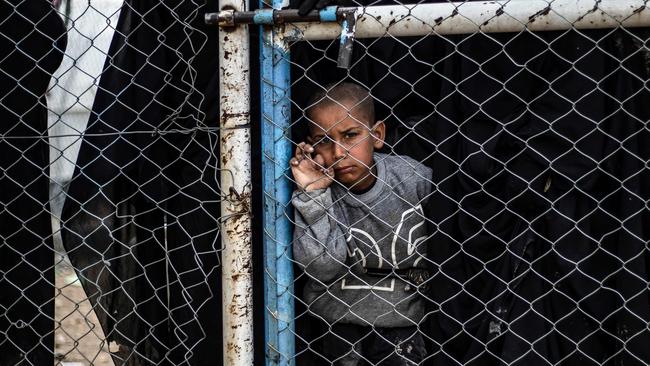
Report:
334,166,354,175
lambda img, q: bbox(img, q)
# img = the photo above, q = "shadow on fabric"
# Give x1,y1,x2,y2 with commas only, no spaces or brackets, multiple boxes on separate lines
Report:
0,1,66,364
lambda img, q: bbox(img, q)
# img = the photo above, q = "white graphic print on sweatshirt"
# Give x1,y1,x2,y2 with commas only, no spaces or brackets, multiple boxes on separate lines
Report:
341,204,427,292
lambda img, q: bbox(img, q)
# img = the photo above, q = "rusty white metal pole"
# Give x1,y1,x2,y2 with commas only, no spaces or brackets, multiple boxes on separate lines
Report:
281,0,650,40
217,0,253,361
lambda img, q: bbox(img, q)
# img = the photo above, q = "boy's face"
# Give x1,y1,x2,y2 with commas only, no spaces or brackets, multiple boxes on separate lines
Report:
308,101,385,191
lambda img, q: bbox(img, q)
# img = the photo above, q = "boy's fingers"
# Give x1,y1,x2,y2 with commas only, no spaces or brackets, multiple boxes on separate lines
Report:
313,153,325,168
295,142,314,162
295,142,306,158
325,167,334,179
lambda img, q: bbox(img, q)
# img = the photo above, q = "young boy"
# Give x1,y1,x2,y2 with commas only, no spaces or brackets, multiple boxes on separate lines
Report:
291,82,433,365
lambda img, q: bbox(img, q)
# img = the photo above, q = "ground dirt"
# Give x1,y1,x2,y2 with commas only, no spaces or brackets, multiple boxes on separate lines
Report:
54,256,114,366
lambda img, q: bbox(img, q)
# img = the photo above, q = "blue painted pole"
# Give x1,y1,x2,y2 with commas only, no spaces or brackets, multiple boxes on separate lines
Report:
261,0,295,363
264,0,296,363
271,13,296,366
260,10,279,366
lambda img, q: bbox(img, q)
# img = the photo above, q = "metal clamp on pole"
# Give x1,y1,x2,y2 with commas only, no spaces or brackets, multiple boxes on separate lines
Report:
206,9,235,27
337,9,358,69
206,6,358,69
206,6,349,27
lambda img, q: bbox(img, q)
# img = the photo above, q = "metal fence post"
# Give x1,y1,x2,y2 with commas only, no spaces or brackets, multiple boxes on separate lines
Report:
282,0,650,40
270,1,297,363
218,0,254,362
261,12,280,366
272,26,296,366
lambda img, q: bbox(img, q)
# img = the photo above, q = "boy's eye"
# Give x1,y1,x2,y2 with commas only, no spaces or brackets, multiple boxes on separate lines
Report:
344,132,358,139
314,136,332,146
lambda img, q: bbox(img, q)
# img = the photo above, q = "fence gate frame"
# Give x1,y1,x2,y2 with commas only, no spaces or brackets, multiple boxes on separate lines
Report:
213,0,255,362
213,0,650,364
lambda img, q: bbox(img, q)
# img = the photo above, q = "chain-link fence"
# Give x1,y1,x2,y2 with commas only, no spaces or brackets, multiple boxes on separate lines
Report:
4,0,650,365
1,1,226,365
258,1,650,365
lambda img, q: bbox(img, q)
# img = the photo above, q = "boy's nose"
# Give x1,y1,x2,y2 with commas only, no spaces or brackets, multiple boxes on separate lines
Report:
333,141,347,160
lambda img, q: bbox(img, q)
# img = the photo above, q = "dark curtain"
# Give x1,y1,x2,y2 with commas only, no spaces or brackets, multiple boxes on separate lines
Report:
419,28,650,366
291,22,650,366
60,1,222,365
0,1,66,365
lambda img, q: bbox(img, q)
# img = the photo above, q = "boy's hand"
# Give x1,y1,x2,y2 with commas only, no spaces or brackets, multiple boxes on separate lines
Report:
290,142,333,191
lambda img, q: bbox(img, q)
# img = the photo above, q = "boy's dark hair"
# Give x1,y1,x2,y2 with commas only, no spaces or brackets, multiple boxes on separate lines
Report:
305,82,375,126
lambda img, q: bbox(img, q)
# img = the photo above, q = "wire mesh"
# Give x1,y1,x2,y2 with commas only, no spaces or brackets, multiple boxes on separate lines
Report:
1,0,223,365
4,0,650,365
273,1,650,365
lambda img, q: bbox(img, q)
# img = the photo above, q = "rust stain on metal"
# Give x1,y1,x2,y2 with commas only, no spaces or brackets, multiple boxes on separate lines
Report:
482,7,505,27
227,291,252,325
227,341,242,353
228,185,251,215
528,5,551,23
575,0,601,23
221,112,250,123
222,131,234,140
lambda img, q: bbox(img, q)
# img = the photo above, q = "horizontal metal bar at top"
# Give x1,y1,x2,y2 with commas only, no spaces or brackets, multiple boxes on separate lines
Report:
281,0,650,40
206,6,342,26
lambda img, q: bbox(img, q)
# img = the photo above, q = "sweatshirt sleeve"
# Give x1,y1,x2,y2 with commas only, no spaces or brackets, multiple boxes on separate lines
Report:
291,188,348,282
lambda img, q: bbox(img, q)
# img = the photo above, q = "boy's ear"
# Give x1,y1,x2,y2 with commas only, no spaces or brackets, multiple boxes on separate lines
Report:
371,120,386,149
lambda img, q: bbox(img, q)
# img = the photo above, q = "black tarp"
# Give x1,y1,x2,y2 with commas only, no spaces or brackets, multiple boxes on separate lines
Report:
420,28,650,366
60,1,223,365
291,23,650,366
0,1,66,364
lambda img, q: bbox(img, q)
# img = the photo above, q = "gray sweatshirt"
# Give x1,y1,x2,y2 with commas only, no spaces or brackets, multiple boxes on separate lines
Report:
292,153,433,327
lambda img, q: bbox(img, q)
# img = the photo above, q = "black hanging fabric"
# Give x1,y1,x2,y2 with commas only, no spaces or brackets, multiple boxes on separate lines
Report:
416,28,650,366
60,1,222,365
291,21,650,366
0,1,66,364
